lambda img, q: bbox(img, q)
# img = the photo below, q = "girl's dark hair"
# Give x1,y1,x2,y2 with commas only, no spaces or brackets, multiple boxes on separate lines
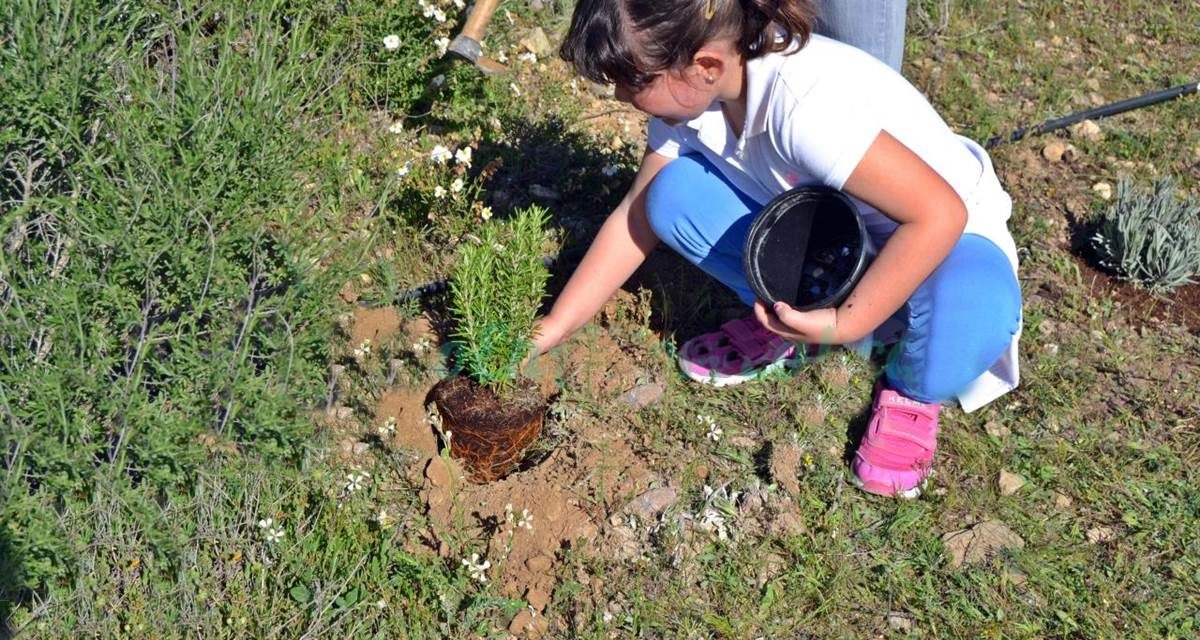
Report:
560,0,818,89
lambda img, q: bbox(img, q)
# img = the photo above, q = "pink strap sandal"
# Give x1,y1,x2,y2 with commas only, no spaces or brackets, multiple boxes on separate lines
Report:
678,316,804,387
851,383,940,499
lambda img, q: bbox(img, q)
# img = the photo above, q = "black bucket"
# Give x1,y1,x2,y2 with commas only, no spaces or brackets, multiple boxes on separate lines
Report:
742,187,871,312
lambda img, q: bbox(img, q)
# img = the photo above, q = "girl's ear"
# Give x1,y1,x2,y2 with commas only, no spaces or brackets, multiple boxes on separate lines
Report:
690,52,724,85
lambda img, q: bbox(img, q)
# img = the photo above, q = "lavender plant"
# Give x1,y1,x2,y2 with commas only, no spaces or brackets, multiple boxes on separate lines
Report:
1091,178,1200,293
448,205,551,393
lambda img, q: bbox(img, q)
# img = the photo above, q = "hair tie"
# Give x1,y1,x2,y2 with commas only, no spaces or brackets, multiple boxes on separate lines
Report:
704,0,715,20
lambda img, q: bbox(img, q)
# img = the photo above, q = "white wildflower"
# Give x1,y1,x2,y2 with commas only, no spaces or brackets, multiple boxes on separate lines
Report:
479,206,493,221
698,415,721,442
374,598,388,610
383,34,400,51
509,83,520,96
461,553,491,583
434,185,447,199
454,146,472,167
432,8,447,22
396,162,411,177
435,36,450,57
388,120,404,134
504,503,514,522
449,178,464,193
353,339,373,360
601,164,619,177
375,509,394,529
419,0,435,17
265,526,285,543
345,471,371,493
257,517,274,530
411,338,432,354
378,416,397,437
430,144,453,164
496,50,508,63
602,611,614,624
518,51,537,64
517,508,534,531
453,0,464,8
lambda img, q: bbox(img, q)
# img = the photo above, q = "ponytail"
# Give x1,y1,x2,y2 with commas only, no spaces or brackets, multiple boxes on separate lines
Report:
737,0,817,57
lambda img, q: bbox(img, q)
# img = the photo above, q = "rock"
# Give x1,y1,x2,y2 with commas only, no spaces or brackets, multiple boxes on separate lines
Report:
984,421,1011,439
1054,492,1073,508
585,80,615,98
887,611,914,633
525,554,553,573
1070,119,1103,141
524,587,551,610
1041,140,1078,163
768,508,807,537
509,609,535,634
619,382,664,410
769,442,804,499
606,524,641,561
352,441,370,457
529,184,561,201
998,470,1026,496
519,27,553,57
729,435,757,449
622,486,678,521
424,456,454,488
1092,182,1113,200
941,520,1025,569
1087,526,1116,544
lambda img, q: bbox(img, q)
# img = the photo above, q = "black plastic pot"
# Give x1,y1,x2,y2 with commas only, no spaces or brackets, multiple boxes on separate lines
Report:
742,187,871,312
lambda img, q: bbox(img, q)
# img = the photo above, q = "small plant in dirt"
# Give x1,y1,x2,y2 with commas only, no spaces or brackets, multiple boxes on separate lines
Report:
1091,177,1200,293
431,205,553,482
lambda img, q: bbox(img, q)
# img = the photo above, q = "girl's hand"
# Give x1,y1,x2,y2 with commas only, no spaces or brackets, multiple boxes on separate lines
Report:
753,299,842,344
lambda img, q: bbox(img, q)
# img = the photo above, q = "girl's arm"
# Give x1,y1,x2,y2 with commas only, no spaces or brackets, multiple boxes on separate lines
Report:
756,130,966,344
529,150,672,356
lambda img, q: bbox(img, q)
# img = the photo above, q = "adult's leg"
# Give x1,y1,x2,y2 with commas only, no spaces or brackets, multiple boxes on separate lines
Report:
815,0,908,72
884,233,1022,403
643,153,762,306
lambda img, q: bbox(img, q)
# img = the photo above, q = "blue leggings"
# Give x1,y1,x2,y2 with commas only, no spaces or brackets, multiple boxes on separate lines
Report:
645,153,1021,404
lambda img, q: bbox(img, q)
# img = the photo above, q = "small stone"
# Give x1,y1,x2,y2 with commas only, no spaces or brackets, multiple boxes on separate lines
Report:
352,441,370,457
729,435,757,448
529,184,561,201
327,406,353,420
1041,140,1078,163
942,520,1025,569
1054,492,1073,508
998,470,1026,496
519,27,553,57
619,382,664,410
1042,343,1060,356
622,487,678,521
1087,526,1116,544
984,421,1011,439
887,612,914,633
1070,119,1103,141
1092,182,1113,200
525,587,551,611
508,609,535,634
525,555,553,573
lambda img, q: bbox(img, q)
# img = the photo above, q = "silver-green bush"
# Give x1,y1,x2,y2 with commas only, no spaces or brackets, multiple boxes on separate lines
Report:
1091,178,1200,293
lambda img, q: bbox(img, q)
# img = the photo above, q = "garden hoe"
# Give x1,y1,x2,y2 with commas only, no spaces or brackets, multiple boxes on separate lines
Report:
447,0,508,74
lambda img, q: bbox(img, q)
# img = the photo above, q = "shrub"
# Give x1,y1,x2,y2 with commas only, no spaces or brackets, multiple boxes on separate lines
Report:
448,205,552,393
1091,178,1200,293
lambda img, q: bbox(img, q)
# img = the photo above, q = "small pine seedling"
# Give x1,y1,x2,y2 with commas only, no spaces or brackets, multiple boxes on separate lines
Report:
1091,177,1200,293
448,205,552,393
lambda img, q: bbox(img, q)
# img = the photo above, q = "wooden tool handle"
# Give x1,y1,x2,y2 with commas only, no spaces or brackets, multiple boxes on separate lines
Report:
461,0,503,42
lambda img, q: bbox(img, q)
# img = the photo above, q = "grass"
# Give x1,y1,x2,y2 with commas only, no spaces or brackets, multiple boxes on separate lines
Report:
3,0,1199,638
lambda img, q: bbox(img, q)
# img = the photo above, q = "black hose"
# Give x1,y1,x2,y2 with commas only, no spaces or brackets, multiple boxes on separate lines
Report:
394,80,1200,306
984,80,1199,149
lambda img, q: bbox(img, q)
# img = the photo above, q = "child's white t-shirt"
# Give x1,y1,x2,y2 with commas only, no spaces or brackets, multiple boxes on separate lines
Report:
646,34,1021,412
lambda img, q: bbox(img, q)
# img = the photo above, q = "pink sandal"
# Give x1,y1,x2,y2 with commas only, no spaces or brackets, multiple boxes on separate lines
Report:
851,382,940,499
678,315,808,387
